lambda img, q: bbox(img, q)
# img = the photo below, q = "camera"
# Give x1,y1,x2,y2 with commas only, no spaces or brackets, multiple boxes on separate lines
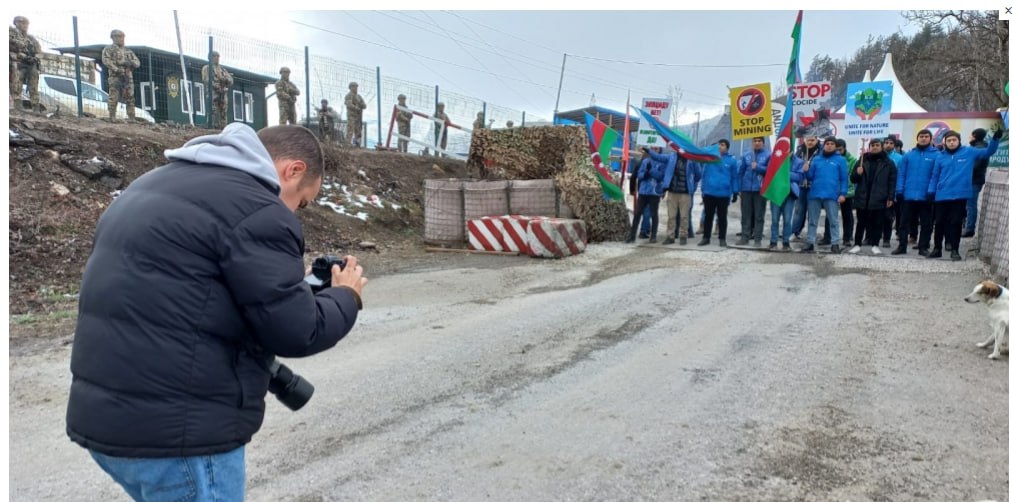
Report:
303,255,346,293
267,358,314,411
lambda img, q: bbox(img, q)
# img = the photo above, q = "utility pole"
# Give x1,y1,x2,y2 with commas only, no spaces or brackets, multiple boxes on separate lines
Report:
553,53,567,123
694,111,701,142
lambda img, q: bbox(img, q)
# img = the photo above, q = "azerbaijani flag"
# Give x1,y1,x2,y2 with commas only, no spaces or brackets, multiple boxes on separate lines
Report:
583,112,624,200
761,10,803,207
634,108,720,163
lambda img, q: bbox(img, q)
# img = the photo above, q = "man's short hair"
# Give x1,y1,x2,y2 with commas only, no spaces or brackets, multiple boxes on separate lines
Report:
752,137,766,143
835,138,847,149
868,138,882,146
823,136,837,145
917,129,932,138
883,137,895,144
257,126,325,181
718,139,730,148
943,130,961,140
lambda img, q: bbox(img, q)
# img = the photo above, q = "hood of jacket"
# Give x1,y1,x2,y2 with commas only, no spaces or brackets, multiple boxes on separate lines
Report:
164,123,280,192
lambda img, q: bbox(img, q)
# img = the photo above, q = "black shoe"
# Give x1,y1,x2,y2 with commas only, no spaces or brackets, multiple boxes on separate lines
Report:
679,237,687,245
817,238,830,246
882,240,891,249
944,243,952,252
918,248,929,257
688,232,695,238
638,233,649,239
719,239,728,247
735,238,749,246
831,245,841,254
800,244,815,253
842,240,853,248
891,246,907,255
769,243,777,250
662,237,675,245
961,230,975,238
781,242,791,251
625,236,635,243
927,248,942,258
697,238,711,246
649,237,657,244
950,251,962,261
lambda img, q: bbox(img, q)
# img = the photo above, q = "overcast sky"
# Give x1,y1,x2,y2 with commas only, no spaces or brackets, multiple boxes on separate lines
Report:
23,8,928,123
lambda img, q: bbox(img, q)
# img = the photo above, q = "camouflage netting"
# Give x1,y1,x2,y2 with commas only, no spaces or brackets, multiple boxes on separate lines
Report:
467,126,629,242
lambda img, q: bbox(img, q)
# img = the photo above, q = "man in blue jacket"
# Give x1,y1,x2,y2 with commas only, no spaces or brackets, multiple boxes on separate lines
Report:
698,139,738,247
882,136,904,247
66,124,368,500
790,135,821,240
800,137,849,254
768,142,805,251
962,128,994,238
893,129,938,256
927,128,1001,260
736,136,770,246
626,147,666,243
649,149,692,245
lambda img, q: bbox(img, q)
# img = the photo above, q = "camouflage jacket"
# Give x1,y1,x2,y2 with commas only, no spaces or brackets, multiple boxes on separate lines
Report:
396,106,412,125
9,27,41,66
345,92,366,115
201,63,233,92
101,44,140,76
317,106,336,129
275,79,299,104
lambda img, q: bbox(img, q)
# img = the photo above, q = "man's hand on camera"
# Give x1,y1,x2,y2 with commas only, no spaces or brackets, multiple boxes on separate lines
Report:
331,255,367,308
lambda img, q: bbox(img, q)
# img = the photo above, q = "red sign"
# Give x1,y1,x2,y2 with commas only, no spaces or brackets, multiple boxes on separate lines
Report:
736,88,766,117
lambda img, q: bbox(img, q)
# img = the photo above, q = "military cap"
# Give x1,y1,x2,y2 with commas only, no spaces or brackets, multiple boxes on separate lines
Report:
13,16,28,24
280,66,290,73
211,51,220,57
110,29,125,38
348,82,358,89
397,94,406,100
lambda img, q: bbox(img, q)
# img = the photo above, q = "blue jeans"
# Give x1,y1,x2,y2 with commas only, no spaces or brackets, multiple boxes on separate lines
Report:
770,196,796,244
807,198,840,245
964,183,983,232
791,186,809,236
90,447,245,501
639,203,653,235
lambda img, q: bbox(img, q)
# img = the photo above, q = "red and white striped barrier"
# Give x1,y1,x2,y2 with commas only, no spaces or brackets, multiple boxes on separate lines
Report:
526,217,587,258
467,216,532,254
466,215,587,258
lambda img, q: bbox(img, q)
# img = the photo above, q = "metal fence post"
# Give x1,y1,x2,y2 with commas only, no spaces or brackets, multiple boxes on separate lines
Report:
207,36,214,129
304,46,310,128
376,66,382,147
72,16,83,117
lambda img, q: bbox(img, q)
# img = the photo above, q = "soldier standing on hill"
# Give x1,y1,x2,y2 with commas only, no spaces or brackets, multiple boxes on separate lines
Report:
344,82,367,147
201,51,234,128
101,29,140,121
434,102,451,157
276,67,300,125
395,94,413,153
316,99,337,143
10,16,42,112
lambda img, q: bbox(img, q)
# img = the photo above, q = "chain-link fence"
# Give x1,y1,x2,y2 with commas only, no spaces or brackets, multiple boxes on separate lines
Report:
975,169,1009,284
16,10,545,152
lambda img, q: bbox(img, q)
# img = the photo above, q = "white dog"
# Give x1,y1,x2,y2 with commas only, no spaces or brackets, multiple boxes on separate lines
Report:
964,280,1009,360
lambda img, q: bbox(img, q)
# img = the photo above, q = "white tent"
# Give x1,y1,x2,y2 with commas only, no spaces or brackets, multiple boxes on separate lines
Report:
836,53,927,114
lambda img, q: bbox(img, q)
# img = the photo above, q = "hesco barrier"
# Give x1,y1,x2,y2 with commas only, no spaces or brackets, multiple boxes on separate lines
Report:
974,169,1009,284
424,179,573,246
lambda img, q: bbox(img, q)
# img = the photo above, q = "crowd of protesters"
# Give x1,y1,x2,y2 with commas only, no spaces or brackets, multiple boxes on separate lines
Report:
625,126,1002,261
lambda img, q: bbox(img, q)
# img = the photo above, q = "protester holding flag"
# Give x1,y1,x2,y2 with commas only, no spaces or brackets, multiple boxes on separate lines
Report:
736,137,771,246
927,128,1001,260
790,136,821,241
800,137,849,254
848,138,897,256
698,139,739,247
768,145,805,251
647,149,693,245
893,129,938,256
626,147,666,244
626,149,653,238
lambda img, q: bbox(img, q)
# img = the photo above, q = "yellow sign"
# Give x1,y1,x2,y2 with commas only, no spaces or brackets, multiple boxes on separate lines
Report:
730,82,773,140
167,76,179,99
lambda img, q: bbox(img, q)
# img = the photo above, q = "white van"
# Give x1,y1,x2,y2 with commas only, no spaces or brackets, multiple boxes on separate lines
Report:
20,74,156,123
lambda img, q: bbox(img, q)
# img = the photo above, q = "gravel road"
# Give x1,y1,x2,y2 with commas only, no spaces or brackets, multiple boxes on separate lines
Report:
10,236,1008,501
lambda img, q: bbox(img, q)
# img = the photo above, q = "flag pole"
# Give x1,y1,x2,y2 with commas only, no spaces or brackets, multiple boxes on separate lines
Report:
620,90,631,189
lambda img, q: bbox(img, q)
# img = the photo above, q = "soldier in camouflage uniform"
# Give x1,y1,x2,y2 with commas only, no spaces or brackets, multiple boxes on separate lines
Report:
101,29,140,121
434,102,451,157
201,51,233,129
316,99,337,143
472,111,485,131
344,82,366,147
10,16,42,112
275,66,299,125
395,94,412,153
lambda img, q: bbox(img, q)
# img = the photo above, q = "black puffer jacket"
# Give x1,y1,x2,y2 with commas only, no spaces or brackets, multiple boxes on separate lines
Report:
851,150,897,210
969,139,990,186
66,124,360,457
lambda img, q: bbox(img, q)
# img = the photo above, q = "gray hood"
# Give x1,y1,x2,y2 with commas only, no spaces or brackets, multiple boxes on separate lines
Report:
164,123,279,191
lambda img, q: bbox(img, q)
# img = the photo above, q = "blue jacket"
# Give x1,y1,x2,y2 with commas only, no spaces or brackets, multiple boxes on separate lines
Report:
929,139,999,201
805,151,849,200
636,156,667,197
688,161,703,195
701,152,739,197
738,148,771,192
887,150,902,167
896,146,938,201
649,151,697,195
